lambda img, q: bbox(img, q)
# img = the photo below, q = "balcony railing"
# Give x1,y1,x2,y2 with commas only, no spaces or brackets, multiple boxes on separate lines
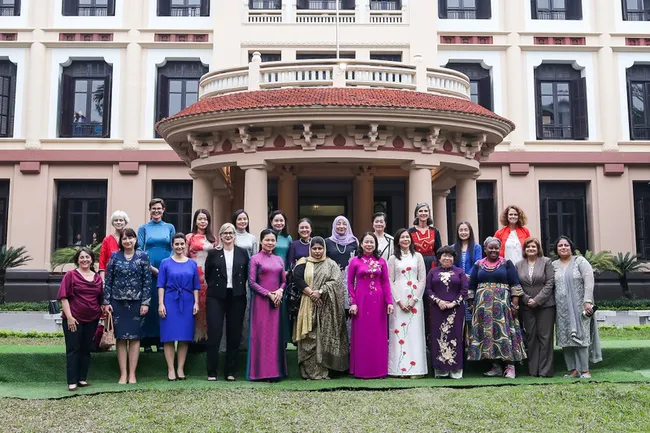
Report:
170,6,201,17
71,122,104,138
249,0,281,9
370,0,400,10
78,7,108,16
447,9,477,19
626,10,650,21
298,0,352,10
542,125,572,139
535,10,566,20
200,58,471,101
632,127,650,140
0,5,16,16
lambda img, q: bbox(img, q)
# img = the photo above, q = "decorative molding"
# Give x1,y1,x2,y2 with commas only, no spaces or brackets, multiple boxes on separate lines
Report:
188,132,220,158
240,40,410,48
509,163,530,175
533,36,586,46
155,33,209,43
603,163,625,176
405,126,444,154
455,133,487,160
625,38,650,47
59,33,114,42
348,124,393,151
231,126,272,153
118,162,139,175
439,35,493,45
285,123,333,151
0,33,17,41
19,161,40,174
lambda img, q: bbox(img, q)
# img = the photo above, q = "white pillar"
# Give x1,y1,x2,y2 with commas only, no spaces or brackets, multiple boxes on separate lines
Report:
406,163,434,219
212,189,231,229
455,172,480,241
190,171,214,215
433,188,450,245
504,0,525,150
242,164,269,239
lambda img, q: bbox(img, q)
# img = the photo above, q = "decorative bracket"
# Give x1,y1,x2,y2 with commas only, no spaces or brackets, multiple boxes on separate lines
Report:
456,133,486,159
406,126,444,154
348,123,393,151
232,126,272,153
286,123,333,151
188,132,221,158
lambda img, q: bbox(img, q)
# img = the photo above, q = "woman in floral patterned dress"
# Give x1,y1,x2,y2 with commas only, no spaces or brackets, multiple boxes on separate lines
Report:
185,209,217,342
387,228,427,377
426,246,468,379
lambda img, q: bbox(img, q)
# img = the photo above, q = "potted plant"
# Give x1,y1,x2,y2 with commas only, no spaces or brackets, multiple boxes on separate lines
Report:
51,244,101,272
0,246,33,304
611,252,649,299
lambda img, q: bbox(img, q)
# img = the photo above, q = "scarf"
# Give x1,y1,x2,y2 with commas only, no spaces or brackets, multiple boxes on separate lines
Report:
563,257,584,344
293,239,327,341
328,216,358,246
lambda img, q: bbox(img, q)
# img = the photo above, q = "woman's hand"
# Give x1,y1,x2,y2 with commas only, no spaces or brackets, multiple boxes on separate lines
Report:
150,266,159,276
310,290,321,301
527,299,538,308
349,305,358,316
387,304,394,315
67,317,79,332
584,302,593,315
268,292,277,304
397,300,409,312
158,303,166,319
140,305,149,316
407,299,416,310
103,304,113,314
193,302,199,316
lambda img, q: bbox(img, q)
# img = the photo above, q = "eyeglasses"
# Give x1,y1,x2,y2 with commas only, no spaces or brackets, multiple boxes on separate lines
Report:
222,232,235,236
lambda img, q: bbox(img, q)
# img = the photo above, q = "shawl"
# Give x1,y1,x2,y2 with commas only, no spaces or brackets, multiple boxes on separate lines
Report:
293,238,327,341
328,216,358,246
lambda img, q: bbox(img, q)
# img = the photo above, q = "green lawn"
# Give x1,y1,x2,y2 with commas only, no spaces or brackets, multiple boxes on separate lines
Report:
0,384,649,432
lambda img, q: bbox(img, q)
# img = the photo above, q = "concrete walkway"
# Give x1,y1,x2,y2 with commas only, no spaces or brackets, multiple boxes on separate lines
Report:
0,312,62,332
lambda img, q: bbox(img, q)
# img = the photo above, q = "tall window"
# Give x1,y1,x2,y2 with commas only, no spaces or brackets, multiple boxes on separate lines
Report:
155,61,207,131
446,63,492,110
633,181,650,259
446,181,496,244
370,0,401,10
539,182,588,255
249,0,281,9
62,0,115,16
627,64,650,140
56,181,107,248
534,64,588,140
370,53,402,62
623,0,650,21
439,0,492,19
0,180,8,246
0,60,17,138
157,0,210,16
248,52,281,62
531,0,582,20
152,181,192,234
0,0,20,16
59,61,112,138
296,0,355,10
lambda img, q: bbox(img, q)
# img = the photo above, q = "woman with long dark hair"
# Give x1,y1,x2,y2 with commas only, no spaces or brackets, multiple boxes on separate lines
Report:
408,203,443,271
287,218,313,269
232,209,257,257
268,210,292,270
451,221,482,276
185,209,217,342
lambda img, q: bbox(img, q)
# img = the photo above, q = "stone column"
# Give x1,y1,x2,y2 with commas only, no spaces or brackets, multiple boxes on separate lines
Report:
123,39,142,149
596,0,618,150
278,166,297,238
230,166,245,213
406,163,434,219
505,0,525,150
212,189,231,229
353,168,374,236
23,2,47,148
190,171,214,216
432,189,450,245
242,163,269,239
455,172,480,241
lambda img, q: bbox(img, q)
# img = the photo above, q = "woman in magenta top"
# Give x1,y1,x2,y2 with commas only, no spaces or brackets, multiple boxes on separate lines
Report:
348,232,394,379
98,210,129,280
57,247,104,391
247,229,288,381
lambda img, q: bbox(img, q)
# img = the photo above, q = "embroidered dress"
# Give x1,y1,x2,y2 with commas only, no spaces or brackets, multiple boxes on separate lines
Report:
185,233,214,341
387,253,428,376
247,251,287,381
467,258,526,362
426,266,468,374
408,226,442,270
347,254,393,379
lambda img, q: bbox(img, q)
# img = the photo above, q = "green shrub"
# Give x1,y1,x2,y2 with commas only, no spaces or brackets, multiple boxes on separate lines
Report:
598,299,650,311
0,330,64,338
598,325,650,340
0,301,50,312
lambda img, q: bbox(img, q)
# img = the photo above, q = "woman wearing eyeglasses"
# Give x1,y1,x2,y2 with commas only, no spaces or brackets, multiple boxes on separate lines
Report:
408,202,443,271
204,223,250,381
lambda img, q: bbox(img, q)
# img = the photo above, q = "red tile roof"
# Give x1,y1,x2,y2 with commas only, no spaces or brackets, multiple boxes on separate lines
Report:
157,87,515,130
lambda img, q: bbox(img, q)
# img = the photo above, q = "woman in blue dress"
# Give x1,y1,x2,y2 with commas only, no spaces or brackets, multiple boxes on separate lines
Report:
451,221,482,327
268,210,292,270
157,233,200,381
137,198,176,351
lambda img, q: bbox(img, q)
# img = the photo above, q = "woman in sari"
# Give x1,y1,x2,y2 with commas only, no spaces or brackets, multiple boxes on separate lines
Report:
292,237,349,379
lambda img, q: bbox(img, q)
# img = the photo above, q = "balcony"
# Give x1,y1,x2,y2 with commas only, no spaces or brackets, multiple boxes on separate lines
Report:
249,0,281,9
170,6,201,17
535,9,566,20
446,9,477,19
0,5,16,16
542,125,572,140
200,57,471,100
370,0,401,10
71,122,104,138
297,0,352,10
626,10,650,21
78,7,108,16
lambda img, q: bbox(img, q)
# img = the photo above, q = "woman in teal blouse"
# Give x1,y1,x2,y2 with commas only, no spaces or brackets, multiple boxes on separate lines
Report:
268,210,292,271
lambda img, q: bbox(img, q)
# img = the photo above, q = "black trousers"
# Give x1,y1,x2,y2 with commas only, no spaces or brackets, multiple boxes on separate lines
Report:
206,292,247,378
63,318,99,385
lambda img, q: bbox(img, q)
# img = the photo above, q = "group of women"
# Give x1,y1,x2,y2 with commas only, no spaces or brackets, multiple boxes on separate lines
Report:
57,200,602,390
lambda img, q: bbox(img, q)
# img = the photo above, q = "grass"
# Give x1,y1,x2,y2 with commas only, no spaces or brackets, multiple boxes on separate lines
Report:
0,384,649,432
0,301,49,312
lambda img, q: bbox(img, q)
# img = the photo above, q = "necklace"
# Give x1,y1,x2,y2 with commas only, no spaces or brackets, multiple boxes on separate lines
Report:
299,237,311,246
335,242,347,255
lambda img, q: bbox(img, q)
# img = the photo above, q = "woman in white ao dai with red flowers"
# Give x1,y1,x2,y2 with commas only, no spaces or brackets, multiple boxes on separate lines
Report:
387,229,428,376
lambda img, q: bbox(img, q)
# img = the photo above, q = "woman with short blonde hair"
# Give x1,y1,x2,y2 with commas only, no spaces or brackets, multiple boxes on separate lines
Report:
99,210,130,280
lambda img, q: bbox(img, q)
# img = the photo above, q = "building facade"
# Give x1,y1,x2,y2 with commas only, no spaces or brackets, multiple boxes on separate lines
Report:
0,0,649,271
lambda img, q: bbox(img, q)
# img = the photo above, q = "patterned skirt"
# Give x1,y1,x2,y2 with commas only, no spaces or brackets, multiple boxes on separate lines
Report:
111,299,143,340
467,283,526,362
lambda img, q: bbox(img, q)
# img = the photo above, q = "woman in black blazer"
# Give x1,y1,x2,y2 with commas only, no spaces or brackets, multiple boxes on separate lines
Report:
205,222,250,381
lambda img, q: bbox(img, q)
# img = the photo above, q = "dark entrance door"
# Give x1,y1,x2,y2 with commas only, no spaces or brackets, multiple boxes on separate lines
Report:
298,179,353,238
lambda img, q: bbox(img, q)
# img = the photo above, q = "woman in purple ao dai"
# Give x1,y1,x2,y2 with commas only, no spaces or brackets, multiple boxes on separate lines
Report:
348,232,394,379
247,229,287,381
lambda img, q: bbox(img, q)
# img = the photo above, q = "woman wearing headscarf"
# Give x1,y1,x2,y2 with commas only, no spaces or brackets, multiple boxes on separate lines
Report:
467,236,526,379
553,236,602,379
408,202,443,271
292,237,349,379
325,215,358,314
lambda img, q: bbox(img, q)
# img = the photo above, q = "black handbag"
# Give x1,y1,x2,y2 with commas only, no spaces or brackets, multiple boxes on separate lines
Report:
285,269,302,323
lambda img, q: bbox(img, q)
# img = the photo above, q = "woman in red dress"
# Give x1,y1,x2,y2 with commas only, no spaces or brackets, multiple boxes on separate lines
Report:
99,210,129,280
407,202,443,271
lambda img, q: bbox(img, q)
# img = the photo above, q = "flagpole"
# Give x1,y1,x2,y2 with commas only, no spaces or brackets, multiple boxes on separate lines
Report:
335,0,340,59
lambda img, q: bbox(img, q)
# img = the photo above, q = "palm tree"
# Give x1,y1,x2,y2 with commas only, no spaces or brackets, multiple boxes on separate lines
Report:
574,250,615,275
51,243,101,273
0,246,33,304
611,252,649,299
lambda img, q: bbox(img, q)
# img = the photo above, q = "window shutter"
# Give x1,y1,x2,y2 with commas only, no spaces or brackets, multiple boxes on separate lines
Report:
530,0,537,19
621,0,629,20
438,0,447,18
200,0,210,16
13,0,21,16
476,0,492,19
59,75,74,138
626,75,637,140
101,74,112,138
342,0,356,9
157,0,171,16
635,197,647,258
156,75,170,122
62,0,78,16
540,197,550,255
478,75,492,111
571,77,588,140
296,0,308,9
566,0,583,19
534,78,544,139
107,0,115,16
8,64,16,137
